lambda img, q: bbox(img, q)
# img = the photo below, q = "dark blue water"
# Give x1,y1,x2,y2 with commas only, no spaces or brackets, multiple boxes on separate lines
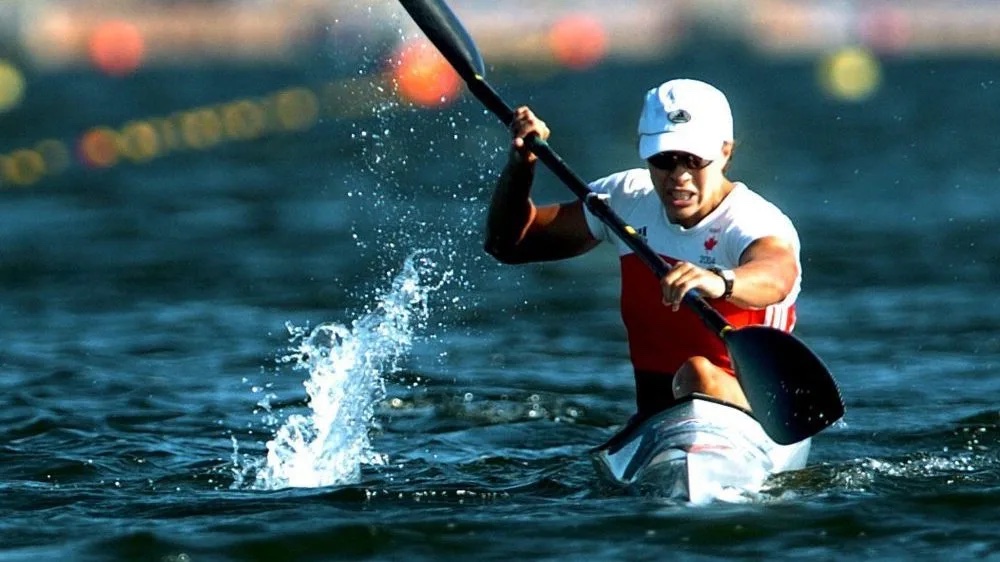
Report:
1,20,999,562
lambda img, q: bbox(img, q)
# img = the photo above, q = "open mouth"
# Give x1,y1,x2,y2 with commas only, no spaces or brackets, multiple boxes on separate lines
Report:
670,190,696,203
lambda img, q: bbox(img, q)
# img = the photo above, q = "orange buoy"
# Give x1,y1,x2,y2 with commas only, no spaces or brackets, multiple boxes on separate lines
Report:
391,38,461,108
549,14,608,70
88,20,146,77
79,128,120,168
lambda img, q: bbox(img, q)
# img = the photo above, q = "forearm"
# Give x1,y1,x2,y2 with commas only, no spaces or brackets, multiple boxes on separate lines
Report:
714,235,799,309
484,154,537,261
728,259,798,309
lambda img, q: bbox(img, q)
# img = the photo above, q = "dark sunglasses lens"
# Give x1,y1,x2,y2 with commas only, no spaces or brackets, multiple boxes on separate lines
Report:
647,152,709,171
688,154,710,169
647,153,677,170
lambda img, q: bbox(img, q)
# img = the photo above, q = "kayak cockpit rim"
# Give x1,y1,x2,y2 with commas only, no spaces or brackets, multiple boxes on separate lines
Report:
592,392,755,455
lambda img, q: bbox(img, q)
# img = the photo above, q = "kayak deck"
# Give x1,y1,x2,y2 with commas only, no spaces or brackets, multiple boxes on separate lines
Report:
591,394,810,504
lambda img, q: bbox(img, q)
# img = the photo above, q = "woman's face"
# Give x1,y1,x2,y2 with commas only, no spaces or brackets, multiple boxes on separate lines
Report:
646,144,733,228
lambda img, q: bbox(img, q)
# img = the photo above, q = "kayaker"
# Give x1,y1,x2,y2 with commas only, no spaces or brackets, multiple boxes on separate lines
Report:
484,78,802,419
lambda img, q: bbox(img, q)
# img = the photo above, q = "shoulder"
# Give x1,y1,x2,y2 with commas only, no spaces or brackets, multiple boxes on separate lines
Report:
729,183,783,210
583,168,653,241
719,183,799,258
588,168,652,197
728,183,796,230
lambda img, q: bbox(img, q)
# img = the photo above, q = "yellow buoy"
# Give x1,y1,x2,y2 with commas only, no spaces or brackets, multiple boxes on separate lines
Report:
818,47,882,102
0,60,26,113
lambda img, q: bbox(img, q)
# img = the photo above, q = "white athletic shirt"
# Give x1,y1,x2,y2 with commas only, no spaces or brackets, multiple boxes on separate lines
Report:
583,168,801,375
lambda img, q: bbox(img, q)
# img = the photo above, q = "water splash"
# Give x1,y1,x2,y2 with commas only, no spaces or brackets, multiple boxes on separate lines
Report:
233,251,449,490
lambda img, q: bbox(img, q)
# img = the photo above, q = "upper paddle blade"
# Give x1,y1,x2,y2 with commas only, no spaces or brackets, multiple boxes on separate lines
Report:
398,0,485,81
724,326,845,445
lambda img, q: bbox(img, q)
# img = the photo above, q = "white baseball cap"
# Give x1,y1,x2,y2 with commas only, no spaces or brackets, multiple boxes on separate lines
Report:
637,79,734,161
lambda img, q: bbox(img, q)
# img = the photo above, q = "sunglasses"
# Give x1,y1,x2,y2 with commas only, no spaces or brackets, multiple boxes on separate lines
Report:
646,151,712,172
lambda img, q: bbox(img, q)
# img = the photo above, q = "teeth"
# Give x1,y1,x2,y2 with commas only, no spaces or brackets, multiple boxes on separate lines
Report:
673,191,694,201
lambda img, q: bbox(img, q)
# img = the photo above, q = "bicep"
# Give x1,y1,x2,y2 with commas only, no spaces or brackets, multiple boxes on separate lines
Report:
519,200,599,262
738,236,799,284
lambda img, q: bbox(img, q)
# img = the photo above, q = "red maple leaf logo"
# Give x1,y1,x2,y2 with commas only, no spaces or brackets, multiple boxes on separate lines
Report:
704,236,718,251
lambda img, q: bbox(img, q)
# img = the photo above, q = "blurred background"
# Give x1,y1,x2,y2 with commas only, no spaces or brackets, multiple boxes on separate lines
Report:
2,0,999,190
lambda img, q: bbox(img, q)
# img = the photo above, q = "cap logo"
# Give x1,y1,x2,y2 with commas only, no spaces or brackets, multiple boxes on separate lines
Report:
668,109,691,124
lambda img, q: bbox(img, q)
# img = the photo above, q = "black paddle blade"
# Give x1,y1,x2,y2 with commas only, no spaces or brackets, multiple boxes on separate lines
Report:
724,326,845,445
398,0,485,81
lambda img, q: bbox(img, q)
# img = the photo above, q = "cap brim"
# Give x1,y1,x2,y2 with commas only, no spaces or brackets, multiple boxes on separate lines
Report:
638,132,723,161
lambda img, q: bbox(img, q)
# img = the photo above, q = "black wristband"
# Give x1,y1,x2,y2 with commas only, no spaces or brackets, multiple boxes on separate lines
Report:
709,267,735,300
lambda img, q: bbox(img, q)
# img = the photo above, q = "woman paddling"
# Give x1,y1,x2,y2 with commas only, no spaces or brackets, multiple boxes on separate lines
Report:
484,78,802,421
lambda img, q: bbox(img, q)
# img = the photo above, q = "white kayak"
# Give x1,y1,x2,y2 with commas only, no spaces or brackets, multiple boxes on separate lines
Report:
591,394,811,504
